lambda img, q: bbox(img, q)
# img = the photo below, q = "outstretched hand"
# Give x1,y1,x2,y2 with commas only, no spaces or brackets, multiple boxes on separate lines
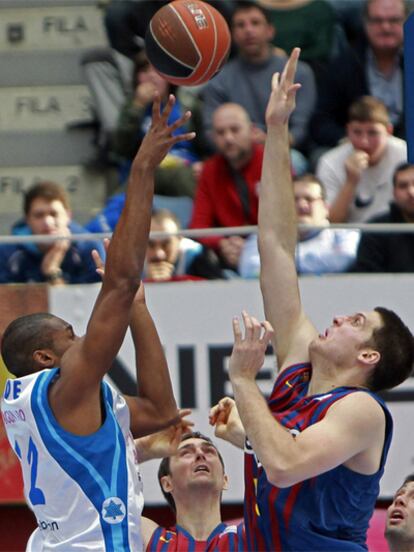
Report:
134,92,195,170
265,47,301,127
209,396,245,449
229,311,274,382
135,409,194,462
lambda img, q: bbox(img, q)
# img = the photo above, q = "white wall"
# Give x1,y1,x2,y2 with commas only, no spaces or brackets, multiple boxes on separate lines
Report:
50,275,414,504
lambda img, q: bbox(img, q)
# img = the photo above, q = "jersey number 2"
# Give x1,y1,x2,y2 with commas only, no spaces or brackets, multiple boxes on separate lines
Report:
26,438,46,506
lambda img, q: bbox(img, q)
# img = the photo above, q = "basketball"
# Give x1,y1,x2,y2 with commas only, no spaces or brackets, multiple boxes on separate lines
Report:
145,0,231,86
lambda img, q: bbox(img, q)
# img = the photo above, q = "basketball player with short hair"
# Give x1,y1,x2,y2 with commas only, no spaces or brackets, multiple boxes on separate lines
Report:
385,474,414,552
211,49,414,551
137,431,245,551
1,95,195,551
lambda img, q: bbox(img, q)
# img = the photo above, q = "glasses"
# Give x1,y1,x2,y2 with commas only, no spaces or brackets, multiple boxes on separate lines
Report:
367,16,404,26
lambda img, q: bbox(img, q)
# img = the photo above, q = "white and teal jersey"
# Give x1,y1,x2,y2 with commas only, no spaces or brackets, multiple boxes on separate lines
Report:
1,368,144,551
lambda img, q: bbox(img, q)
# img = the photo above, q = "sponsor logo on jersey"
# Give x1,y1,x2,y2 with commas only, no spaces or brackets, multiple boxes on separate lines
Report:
102,497,126,524
38,520,59,531
314,393,333,402
220,525,239,536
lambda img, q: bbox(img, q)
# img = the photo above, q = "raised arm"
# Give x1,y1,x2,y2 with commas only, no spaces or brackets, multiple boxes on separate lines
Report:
50,95,194,431
258,49,317,369
125,284,180,437
92,241,181,438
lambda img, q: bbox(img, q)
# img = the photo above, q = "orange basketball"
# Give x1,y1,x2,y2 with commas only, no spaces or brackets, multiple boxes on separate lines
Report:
145,0,231,86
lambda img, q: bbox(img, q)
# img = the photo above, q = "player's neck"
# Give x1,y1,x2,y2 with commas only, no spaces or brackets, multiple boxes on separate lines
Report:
307,359,368,396
175,492,222,540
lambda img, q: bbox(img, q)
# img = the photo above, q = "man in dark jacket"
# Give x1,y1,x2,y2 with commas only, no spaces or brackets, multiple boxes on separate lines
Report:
352,163,414,272
311,0,406,149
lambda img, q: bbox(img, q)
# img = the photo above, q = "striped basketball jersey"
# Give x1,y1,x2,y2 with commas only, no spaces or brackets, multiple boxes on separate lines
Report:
1,368,144,551
244,363,393,552
147,522,245,552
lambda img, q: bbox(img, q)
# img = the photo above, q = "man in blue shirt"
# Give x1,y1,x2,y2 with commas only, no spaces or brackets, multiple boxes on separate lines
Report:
0,181,104,284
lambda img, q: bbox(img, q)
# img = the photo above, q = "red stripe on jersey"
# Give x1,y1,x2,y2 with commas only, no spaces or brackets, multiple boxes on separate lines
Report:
267,485,282,551
283,481,303,531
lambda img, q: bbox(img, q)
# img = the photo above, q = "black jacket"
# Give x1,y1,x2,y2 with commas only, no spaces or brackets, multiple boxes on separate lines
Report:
310,39,404,148
352,203,414,272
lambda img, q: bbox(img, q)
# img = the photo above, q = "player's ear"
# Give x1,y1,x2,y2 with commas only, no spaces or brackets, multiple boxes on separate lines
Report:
222,473,229,491
33,349,57,368
160,475,173,493
357,349,380,367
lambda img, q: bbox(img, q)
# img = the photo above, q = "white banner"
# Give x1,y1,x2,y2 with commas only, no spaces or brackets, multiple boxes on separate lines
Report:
50,276,414,504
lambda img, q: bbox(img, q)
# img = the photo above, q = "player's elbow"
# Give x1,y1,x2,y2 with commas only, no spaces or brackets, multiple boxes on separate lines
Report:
104,275,141,300
264,453,305,488
266,465,295,488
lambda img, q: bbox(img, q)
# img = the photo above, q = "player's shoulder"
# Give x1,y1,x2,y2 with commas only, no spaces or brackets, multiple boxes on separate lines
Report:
2,370,46,402
329,390,386,424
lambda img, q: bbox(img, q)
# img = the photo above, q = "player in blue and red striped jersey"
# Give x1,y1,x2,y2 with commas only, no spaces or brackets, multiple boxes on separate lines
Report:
137,431,245,552
210,47,414,552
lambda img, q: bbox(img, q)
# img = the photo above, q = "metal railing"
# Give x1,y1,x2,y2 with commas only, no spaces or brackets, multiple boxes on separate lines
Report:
0,222,413,245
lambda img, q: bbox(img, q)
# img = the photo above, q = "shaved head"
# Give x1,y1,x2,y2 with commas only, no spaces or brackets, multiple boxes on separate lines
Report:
212,103,253,168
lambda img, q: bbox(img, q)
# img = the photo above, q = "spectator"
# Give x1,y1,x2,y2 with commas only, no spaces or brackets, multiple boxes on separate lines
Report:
87,204,226,280
385,474,414,552
239,174,360,277
202,0,316,159
310,0,406,149
110,52,201,196
144,209,226,281
352,163,414,272
136,430,245,549
316,96,407,223
144,209,202,282
258,0,337,68
189,103,261,274
0,182,104,285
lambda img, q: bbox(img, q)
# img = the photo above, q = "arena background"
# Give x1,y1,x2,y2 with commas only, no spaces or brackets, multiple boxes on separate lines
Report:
2,275,413,505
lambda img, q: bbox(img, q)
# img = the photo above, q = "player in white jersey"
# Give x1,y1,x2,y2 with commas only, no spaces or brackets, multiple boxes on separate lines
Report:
1,93,195,551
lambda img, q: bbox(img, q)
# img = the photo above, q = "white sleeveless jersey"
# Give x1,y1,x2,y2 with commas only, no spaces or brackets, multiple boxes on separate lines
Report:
1,369,144,551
